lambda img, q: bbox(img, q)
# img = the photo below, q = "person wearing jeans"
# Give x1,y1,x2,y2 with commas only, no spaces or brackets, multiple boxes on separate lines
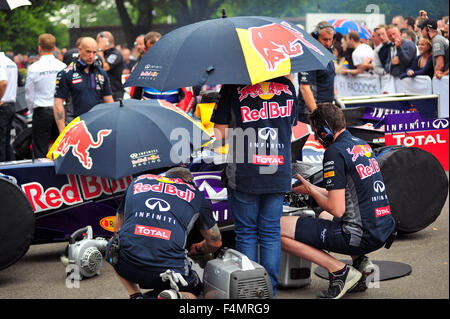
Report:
227,190,284,290
211,75,298,295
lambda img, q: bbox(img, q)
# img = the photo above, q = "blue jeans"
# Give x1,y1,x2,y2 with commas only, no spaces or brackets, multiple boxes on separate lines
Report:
227,188,284,296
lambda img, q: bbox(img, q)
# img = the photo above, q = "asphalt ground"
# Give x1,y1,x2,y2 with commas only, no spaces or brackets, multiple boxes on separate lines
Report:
0,175,448,314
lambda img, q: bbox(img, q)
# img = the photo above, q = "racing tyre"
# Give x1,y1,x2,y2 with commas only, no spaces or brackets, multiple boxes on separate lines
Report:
374,145,449,233
0,176,35,270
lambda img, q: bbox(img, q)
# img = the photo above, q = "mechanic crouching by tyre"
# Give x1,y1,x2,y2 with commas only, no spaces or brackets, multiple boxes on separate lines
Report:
280,102,396,299
105,167,222,299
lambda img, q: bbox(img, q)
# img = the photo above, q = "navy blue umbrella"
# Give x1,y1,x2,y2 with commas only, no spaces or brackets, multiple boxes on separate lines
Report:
124,16,334,92
48,99,212,180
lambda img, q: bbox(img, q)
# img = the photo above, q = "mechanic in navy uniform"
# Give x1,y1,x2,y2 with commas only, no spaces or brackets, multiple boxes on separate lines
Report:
107,167,222,299
211,75,298,296
53,37,114,133
96,31,125,101
280,102,396,299
298,21,338,123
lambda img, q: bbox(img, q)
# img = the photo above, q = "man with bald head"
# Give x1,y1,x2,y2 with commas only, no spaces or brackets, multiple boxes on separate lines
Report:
54,37,114,133
96,31,124,101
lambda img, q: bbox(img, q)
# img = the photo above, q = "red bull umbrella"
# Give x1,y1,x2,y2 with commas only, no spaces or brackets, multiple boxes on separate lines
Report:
124,16,335,92
47,99,212,180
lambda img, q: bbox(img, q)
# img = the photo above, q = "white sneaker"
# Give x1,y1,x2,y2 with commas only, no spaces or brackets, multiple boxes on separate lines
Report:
318,265,362,299
157,289,179,299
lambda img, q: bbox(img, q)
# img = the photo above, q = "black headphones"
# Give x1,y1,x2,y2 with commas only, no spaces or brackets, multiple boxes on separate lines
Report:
311,107,335,148
76,58,100,70
311,22,335,40
315,120,334,148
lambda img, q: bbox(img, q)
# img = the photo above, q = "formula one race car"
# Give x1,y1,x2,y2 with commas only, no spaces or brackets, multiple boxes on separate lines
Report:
1,108,448,273
0,155,238,271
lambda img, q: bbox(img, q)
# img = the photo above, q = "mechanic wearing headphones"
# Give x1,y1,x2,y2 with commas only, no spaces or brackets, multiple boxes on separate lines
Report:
280,102,395,299
53,37,114,133
106,167,222,299
297,21,338,123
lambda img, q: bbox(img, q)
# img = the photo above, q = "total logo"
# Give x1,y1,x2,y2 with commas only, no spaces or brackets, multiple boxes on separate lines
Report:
253,154,284,165
145,198,171,212
390,132,446,147
134,224,171,240
375,205,391,218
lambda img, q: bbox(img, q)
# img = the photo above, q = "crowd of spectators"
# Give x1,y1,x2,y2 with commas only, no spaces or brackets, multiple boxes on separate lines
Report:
332,11,449,81
1,10,449,162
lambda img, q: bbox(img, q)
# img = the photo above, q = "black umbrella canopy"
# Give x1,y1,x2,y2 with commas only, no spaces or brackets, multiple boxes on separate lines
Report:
125,15,334,92
49,99,213,180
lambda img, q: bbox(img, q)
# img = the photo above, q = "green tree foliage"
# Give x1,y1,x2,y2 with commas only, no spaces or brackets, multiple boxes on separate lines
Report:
1,0,448,54
0,1,68,53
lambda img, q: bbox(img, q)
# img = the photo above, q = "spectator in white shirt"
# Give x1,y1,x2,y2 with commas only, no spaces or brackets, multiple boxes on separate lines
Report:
0,46,18,162
373,25,393,76
0,67,6,101
340,31,374,76
25,33,66,158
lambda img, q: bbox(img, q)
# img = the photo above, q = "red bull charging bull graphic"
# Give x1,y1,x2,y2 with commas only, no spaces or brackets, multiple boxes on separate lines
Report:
238,81,293,102
56,121,112,169
346,144,372,162
249,21,324,72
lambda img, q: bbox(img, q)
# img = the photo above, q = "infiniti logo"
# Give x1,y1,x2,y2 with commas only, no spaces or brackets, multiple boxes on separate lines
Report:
145,198,171,212
432,119,449,129
258,127,277,140
373,180,385,193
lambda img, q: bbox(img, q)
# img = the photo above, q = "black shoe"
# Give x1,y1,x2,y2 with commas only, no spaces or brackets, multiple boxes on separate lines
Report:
349,255,376,293
318,265,362,299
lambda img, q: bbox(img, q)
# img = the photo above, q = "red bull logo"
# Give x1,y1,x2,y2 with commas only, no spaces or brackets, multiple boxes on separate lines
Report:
346,144,372,162
249,21,324,72
56,121,112,169
238,81,292,102
241,100,293,123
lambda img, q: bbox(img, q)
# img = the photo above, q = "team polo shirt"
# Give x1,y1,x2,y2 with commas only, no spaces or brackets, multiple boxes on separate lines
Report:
25,54,66,109
54,61,112,117
323,130,395,247
211,76,298,194
297,60,335,115
117,174,216,274
103,47,124,94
